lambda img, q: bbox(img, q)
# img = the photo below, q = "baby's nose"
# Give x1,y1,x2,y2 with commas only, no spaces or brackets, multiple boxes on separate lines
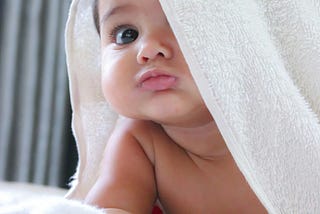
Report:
137,36,173,64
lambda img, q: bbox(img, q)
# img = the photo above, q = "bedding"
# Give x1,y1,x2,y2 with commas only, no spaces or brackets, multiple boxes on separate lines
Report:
0,181,104,213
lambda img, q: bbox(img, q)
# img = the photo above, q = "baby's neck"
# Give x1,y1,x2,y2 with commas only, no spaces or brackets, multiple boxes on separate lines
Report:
161,120,229,160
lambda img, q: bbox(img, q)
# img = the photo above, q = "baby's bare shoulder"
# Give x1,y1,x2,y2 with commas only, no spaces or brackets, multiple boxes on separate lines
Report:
114,118,187,166
113,118,163,164
86,117,158,212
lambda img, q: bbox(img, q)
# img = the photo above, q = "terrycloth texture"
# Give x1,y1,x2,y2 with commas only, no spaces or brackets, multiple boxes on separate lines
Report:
65,0,320,213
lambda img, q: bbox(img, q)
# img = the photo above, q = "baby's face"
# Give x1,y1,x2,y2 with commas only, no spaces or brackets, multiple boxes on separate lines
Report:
98,0,210,126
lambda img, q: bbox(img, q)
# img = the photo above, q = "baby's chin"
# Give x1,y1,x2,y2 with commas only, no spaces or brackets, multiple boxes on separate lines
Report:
114,111,176,126
110,98,211,127
138,113,213,129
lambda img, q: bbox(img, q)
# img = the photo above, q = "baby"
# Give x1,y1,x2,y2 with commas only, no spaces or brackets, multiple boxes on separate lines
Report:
85,0,267,213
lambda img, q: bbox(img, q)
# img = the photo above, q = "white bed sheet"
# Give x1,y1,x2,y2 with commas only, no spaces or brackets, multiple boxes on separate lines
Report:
0,181,67,207
0,181,104,213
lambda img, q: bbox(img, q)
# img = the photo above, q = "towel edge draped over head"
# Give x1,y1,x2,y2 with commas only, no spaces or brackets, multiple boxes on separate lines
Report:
65,0,320,213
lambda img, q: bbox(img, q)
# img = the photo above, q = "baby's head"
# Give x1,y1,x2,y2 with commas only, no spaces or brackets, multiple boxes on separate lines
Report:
93,0,210,127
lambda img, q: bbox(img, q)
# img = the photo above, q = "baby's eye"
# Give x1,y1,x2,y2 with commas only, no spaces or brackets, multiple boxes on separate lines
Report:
111,25,139,45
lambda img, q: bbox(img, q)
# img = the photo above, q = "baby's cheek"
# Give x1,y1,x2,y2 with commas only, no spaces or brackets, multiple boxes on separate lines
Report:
101,72,129,114
101,58,116,91
101,75,111,103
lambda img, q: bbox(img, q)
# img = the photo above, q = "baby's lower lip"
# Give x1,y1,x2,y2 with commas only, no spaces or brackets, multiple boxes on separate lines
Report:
140,75,177,91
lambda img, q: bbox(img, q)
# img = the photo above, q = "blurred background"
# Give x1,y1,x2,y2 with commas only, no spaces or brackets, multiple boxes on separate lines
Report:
0,0,78,189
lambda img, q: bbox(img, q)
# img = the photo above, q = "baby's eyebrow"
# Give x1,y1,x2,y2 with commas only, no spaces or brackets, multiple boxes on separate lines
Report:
101,4,135,24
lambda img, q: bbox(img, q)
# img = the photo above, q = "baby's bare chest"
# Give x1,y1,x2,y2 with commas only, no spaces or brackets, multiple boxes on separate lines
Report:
136,123,267,213
151,140,267,213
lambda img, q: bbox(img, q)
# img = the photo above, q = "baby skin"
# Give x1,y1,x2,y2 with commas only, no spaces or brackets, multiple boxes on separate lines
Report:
85,0,267,213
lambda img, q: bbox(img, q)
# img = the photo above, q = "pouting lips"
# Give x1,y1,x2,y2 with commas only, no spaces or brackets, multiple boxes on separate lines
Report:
139,69,177,91
140,75,177,91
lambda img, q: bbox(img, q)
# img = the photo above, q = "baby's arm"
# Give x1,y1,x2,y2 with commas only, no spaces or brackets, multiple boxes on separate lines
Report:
85,121,157,214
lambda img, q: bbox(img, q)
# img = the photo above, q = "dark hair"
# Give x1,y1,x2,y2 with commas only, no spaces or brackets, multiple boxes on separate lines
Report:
93,0,100,34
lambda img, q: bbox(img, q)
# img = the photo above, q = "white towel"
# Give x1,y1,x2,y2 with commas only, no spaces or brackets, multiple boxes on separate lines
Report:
65,0,320,213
